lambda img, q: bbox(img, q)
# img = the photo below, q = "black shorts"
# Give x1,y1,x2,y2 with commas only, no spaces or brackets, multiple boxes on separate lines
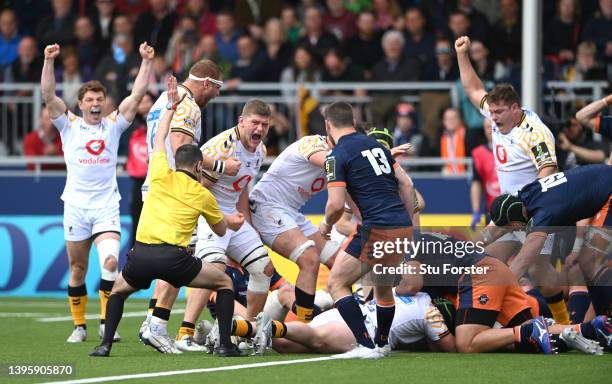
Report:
122,241,202,290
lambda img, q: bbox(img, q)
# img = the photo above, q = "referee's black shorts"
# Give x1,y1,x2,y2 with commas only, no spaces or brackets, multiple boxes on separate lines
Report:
122,241,202,290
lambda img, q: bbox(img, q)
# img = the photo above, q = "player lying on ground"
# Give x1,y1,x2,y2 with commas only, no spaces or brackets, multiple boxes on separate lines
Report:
89,77,244,357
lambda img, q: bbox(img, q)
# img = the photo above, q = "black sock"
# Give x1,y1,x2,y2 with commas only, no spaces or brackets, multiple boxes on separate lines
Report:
526,288,552,318
580,322,597,340
514,323,540,353
294,287,315,322
216,289,234,346
567,291,591,324
335,295,374,349
291,302,322,317
102,294,125,345
588,269,612,315
148,298,157,311
375,304,395,347
152,306,171,321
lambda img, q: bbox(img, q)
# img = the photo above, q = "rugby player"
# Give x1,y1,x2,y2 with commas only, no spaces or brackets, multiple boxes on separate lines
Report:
41,42,154,343
139,60,240,350
170,99,273,352
319,102,418,359
89,76,244,358
576,93,612,164
489,164,612,330
456,36,569,324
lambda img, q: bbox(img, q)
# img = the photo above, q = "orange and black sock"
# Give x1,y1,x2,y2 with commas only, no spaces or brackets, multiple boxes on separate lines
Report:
68,284,87,328
99,279,114,324
545,292,570,325
271,320,287,338
232,319,254,338
148,298,157,315
294,287,315,322
178,321,195,339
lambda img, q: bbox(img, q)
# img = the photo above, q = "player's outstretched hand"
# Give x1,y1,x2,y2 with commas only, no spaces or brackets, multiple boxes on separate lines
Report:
44,44,61,60
226,213,245,231
139,42,155,60
167,75,179,104
391,143,412,158
454,36,470,55
224,157,241,176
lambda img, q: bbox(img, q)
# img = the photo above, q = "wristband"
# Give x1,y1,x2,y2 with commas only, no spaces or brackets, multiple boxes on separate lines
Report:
322,218,332,228
213,159,225,174
572,238,583,252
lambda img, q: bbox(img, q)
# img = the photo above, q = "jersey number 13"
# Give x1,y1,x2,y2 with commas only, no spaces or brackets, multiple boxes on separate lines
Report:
361,148,391,176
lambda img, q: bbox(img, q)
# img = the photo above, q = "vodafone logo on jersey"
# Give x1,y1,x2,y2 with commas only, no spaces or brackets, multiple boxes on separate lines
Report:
85,140,106,156
495,145,508,164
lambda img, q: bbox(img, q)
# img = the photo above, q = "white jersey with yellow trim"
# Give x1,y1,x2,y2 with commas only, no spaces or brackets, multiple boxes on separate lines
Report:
480,98,557,195
250,135,328,210
142,85,201,199
201,127,266,214
52,109,130,209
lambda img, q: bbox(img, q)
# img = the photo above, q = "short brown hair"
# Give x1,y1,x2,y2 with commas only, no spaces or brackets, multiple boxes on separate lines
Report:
78,80,107,101
189,59,222,81
324,102,354,128
487,84,520,107
242,99,271,117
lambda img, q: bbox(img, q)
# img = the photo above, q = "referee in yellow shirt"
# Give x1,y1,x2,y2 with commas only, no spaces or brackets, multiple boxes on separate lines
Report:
90,77,244,357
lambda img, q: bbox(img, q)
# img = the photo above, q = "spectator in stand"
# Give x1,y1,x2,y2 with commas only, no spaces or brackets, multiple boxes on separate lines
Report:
113,14,134,38
0,8,21,69
165,15,200,79
420,0,454,34
345,11,383,79
226,34,268,91
183,0,217,36
456,0,490,44
297,6,340,64
372,0,401,31
403,7,436,73
262,18,293,82
115,0,151,16
281,5,302,45
321,47,365,96
133,0,176,55
264,103,291,156
36,0,77,49
424,39,459,81
214,10,243,66
582,0,612,63
490,0,522,67
55,48,85,109
91,0,116,49
469,118,500,230
557,116,610,170
447,10,487,49
193,34,231,79
323,0,357,42
562,41,607,81
392,102,431,158
95,33,141,100
74,16,103,80
233,0,283,37
544,0,582,65
23,106,65,171
280,45,322,96
12,0,53,36
469,39,495,81
440,107,467,174
146,56,173,96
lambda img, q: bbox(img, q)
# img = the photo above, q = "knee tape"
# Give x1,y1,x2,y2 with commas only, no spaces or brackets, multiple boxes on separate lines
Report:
288,240,315,263
585,227,612,256
320,240,340,264
97,238,119,281
242,247,272,293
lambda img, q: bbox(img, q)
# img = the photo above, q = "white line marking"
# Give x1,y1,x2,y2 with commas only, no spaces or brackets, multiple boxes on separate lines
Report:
36,309,186,322
40,356,333,384
0,301,155,308
0,312,63,318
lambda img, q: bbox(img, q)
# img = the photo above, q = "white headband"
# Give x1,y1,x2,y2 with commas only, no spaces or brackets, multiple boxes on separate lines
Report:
188,73,223,87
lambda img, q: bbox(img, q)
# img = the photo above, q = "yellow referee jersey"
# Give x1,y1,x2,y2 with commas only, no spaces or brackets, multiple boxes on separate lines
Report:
136,151,223,247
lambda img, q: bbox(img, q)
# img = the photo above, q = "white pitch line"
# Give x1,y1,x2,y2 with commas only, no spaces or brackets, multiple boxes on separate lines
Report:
36,309,186,322
0,312,63,318
40,356,334,384
0,301,156,309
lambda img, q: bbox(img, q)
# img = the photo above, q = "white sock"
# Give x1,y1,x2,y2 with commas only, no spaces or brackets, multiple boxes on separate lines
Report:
149,317,168,336
263,290,289,321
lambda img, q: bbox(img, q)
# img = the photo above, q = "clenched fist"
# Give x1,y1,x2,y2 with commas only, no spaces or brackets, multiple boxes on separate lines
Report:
454,36,471,55
44,44,61,60
139,42,155,61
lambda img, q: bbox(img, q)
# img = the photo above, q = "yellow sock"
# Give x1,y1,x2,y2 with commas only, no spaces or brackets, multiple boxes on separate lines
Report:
99,290,110,321
178,323,195,339
547,296,570,325
271,320,287,338
68,294,88,327
295,304,314,323
232,319,253,337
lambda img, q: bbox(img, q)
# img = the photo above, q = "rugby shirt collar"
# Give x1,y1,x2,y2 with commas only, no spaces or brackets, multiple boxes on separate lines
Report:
176,169,198,181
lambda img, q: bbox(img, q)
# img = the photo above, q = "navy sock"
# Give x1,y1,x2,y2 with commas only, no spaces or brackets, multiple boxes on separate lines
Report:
588,269,612,315
580,322,597,340
567,291,591,324
374,304,395,347
335,295,374,348
103,294,125,345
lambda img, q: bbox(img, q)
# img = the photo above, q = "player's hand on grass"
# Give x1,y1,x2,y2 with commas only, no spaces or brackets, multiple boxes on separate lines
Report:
454,36,470,55
226,212,245,231
44,44,61,60
139,42,155,61
224,157,241,176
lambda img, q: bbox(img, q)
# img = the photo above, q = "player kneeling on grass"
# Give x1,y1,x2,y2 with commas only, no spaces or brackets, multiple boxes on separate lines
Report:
90,77,244,357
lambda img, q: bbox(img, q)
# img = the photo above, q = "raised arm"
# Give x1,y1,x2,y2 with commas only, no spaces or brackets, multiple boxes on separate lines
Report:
575,94,612,130
118,42,155,122
41,44,68,119
153,76,182,153
455,36,487,109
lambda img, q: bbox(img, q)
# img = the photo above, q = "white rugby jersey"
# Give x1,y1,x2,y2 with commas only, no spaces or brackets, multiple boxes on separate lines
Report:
480,97,557,195
250,135,328,210
363,292,448,349
201,127,266,214
142,85,201,198
52,110,130,209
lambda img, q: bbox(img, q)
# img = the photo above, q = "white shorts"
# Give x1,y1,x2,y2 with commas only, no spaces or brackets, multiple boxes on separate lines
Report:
498,230,555,255
250,201,318,246
309,307,376,341
194,220,264,265
63,202,121,242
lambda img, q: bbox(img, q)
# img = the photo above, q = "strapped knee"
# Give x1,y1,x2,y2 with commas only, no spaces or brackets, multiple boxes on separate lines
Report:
288,240,315,263
585,227,612,255
97,238,119,281
320,240,340,264
242,247,272,293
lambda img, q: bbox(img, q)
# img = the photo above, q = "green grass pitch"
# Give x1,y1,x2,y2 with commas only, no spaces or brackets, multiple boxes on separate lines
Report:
0,297,610,384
